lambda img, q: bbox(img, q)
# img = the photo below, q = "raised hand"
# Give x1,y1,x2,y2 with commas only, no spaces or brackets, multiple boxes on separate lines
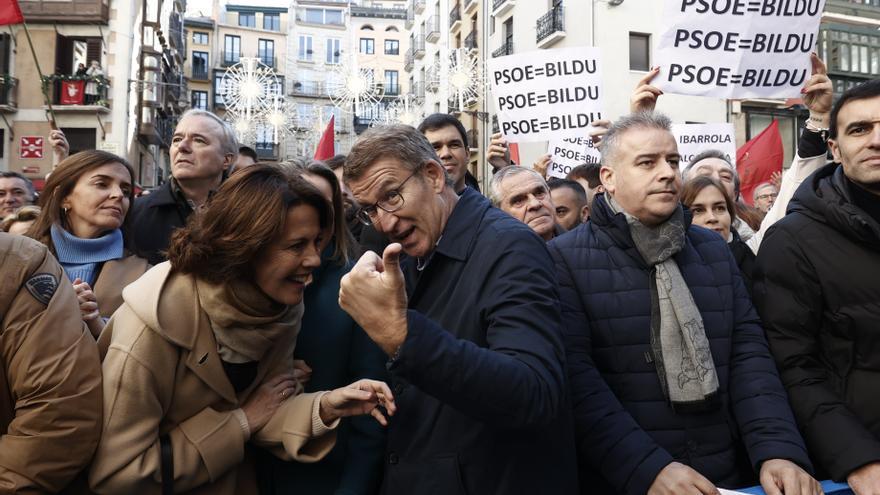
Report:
631,67,663,114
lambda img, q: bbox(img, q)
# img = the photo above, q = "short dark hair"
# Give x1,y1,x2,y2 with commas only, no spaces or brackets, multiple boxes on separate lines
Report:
548,178,587,204
566,163,601,189
0,171,35,198
417,113,468,146
324,154,347,171
238,145,258,161
167,164,331,284
830,79,880,140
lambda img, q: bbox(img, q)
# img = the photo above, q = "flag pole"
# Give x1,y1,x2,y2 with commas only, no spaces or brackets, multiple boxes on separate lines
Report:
20,22,57,130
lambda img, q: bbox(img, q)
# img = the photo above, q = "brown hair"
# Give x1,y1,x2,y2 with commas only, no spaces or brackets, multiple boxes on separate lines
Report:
27,150,135,254
281,159,360,264
2,205,41,232
344,124,450,186
167,164,331,284
680,175,736,224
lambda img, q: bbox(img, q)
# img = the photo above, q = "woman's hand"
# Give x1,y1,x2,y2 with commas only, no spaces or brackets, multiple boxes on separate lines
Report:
73,278,103,337
631,67,663,113
319,379,396,426
293,359,312,385
241,373,299,433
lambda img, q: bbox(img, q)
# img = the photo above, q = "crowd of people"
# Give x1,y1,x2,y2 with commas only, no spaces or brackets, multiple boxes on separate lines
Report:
0,53,877,495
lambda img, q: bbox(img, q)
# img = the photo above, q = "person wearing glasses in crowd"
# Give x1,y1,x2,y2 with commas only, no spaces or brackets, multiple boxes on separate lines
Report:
337,125,577,494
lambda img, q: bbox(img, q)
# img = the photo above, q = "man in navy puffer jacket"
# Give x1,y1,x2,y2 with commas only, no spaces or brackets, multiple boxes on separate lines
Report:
549,112,817,495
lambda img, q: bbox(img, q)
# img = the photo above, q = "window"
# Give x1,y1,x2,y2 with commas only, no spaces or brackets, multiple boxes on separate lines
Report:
191,51,209,79
303,8,343,25
360,38,374,54
629,32,650,71
817,27,880,93
238,12,255,27
326,38,341,64
60,127,97,156
385,39,399,55
385,70,399,95
258,39,275,67
191,90,208,110
298,35,313,61
263,13,280,31
224,35,241,64
744,108,806,169
192,31,208,44
214,73,225,106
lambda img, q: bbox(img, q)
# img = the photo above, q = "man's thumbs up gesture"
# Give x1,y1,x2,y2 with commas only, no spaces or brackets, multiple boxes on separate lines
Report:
339,243,409,356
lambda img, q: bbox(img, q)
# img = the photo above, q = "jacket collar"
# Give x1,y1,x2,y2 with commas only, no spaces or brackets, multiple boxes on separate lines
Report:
122,262,237,402
433,187,490,262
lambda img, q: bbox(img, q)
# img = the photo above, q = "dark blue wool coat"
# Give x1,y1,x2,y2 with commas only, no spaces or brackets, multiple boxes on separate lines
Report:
548,194,811,495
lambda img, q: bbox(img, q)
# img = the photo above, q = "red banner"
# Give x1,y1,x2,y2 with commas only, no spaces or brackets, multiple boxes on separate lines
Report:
0,0,23,26
60,80,85,105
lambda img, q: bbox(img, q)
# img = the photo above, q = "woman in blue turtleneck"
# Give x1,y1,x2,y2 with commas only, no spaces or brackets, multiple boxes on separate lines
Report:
27,150,149,338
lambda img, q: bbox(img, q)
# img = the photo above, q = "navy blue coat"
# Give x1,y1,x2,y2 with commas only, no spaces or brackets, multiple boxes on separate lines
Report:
129,181,193,265
383,188,578,495
548,195,811,495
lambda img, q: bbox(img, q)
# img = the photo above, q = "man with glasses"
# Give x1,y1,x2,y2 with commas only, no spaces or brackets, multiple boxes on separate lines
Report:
338,125,577,495
752,182,779,214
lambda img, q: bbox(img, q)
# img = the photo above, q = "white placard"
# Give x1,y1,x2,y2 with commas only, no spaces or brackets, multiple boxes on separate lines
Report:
546,135,602,179
654,0,825,99
488,46,604,143
672,123,737,170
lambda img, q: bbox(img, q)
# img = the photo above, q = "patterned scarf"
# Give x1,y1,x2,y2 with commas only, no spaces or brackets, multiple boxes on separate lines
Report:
607,195,719,410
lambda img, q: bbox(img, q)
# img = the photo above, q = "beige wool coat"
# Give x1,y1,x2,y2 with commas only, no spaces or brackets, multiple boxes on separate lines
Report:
89,262,337,494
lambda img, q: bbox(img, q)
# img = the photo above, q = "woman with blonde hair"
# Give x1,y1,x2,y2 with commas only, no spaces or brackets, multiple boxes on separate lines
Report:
27,149,149,337
1,204,41,234
89,164,395,495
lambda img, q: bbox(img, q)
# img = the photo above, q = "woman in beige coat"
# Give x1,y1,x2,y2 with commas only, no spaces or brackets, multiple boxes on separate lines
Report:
89,165,395,494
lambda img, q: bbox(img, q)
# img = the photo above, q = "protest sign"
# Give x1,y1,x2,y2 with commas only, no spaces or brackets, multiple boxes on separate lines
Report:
672,123,737,170
546,134,602,179
487,46,603,143
654,0,826,99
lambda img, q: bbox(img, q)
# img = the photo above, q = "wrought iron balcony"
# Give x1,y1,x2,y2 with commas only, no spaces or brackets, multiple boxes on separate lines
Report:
413,35,426,58
404,48,414,71
536,4,564,47
291,80,328,97
413,0,425,14
464,0,477,14
492,37,513,58
222,51,240,67
450,4,461,30
492,0,514,17
465,30,478,51
426,15,440,42
191,67,209,81
46,75,110,110
467,128,478,150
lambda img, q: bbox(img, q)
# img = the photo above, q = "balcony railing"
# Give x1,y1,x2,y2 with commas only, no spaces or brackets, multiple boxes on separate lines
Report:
405,4,414,29
465,30,478,50
255,142,278,160
464,0,477,13
192,67,209,80
45,75,110,108
20,0,109,23
257,54,277,68
0,77,17,109
493,0,509,11
411,81,425,99
413,0,425,14
291,80,329,97
492,36,513,58
537,4,564,45
404,48,414,71
222,51,240,66
426,67,438,91
383,84,400,96
450,4,461,28
426,16,440,42
413,35,425,58
467,128,478,150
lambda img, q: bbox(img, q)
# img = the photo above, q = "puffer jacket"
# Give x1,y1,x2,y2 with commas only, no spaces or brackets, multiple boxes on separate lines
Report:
549,194,811,495
754,163,880,481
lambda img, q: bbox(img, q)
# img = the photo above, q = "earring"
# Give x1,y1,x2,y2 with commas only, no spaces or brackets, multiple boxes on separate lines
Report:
62,207,69,214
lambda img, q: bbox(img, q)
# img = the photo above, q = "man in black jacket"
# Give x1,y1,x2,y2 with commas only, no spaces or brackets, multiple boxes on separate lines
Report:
338,124,577,495
128,109,237,264
755,79,880,494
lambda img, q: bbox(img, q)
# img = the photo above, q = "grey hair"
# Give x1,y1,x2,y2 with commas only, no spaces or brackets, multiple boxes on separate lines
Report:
600,111,674,167
488,165,547,207
344,124,451,186
178,109,238,156
683,149,741,196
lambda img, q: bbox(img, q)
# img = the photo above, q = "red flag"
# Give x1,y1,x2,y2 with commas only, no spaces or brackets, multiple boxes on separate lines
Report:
0,0,23,25
508,142,520,166
736,119,783,206
313,114,335,161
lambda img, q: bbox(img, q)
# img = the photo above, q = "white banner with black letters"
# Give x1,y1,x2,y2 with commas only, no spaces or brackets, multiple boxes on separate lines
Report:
654,0,825,99
546,136,603,179
488,46,604,143
672,123,737,170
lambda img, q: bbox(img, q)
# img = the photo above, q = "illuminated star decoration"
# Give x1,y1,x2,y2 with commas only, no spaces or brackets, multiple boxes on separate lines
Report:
327,54,385,115
435,47,485,112
377,92,424,127
220,57,280,122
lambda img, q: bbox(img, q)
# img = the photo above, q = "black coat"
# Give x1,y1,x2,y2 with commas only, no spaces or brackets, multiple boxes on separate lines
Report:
128,181,194,265
549,195,811,495
383,188,578,495
754,164,880,481
728,230,756,297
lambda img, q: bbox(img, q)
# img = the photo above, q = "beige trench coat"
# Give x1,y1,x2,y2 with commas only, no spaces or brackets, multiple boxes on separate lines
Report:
89,262,336,494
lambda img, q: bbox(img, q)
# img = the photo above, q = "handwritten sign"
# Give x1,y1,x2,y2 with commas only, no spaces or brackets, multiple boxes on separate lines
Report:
488,46,604,143
655,0,825,98
672,123,737,170
547,135,602,179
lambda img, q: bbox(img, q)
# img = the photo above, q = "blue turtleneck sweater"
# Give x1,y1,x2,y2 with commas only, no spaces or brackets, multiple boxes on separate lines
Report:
50,224,124,286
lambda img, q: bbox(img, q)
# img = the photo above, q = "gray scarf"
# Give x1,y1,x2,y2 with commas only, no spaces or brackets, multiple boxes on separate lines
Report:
607,195,719,409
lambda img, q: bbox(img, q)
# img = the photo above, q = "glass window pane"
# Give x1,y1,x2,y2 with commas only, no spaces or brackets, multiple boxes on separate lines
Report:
306,9,322,23
629,33,650,71
326,10,342,25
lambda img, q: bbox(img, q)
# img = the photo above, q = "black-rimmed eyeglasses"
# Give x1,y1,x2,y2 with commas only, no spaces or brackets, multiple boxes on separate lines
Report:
356,167,421,226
